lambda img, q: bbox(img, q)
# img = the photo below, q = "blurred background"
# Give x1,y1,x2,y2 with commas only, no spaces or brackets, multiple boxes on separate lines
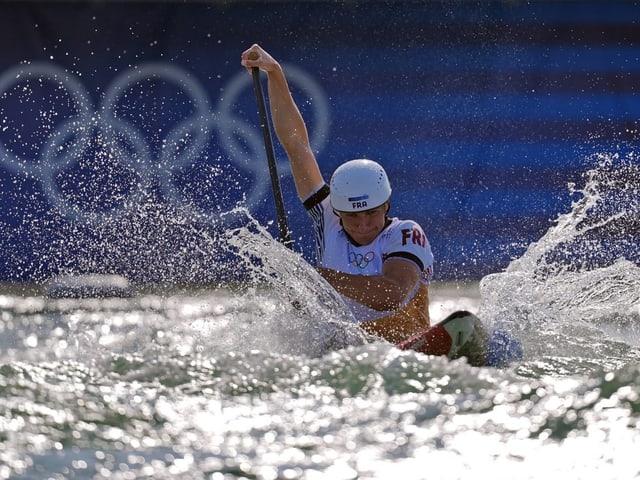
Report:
0,0,638,286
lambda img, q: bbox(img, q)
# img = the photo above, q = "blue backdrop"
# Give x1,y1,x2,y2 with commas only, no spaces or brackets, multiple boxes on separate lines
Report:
0,1,638,284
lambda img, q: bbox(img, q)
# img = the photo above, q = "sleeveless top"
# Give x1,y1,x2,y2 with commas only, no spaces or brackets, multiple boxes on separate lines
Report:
304,184,434,342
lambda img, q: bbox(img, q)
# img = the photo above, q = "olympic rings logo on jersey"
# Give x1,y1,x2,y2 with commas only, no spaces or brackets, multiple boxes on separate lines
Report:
349,250,375,269
0,61,330,224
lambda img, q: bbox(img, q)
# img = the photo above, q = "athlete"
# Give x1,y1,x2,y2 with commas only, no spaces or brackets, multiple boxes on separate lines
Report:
241,44,434,343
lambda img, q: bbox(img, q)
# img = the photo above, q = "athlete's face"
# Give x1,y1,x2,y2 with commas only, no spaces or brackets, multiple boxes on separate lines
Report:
338,202,389,245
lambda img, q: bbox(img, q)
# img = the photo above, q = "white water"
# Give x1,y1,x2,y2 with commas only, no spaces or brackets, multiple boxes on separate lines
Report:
1,153,640,479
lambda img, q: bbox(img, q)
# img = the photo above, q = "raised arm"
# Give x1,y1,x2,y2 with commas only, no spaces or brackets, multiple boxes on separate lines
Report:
241,44,324,200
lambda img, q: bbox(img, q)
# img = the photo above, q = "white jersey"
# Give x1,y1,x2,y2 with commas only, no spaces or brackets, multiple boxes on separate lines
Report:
304,184,434,322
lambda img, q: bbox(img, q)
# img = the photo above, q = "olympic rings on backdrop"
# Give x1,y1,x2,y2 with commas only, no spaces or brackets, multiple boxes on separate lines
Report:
0,61,330,224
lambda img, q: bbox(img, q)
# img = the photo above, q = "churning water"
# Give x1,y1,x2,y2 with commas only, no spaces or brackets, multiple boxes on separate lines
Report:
1,155,639,479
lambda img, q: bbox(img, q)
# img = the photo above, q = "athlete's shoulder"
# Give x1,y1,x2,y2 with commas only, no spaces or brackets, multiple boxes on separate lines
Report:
303,183,330,211
388,217,424,229
383,217,427,236
381,217,430,249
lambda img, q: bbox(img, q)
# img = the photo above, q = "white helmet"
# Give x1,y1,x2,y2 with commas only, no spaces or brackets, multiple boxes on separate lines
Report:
329,159,392,212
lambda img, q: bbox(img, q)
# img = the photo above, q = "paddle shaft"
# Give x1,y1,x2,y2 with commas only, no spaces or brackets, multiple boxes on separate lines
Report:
250,65,292,249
